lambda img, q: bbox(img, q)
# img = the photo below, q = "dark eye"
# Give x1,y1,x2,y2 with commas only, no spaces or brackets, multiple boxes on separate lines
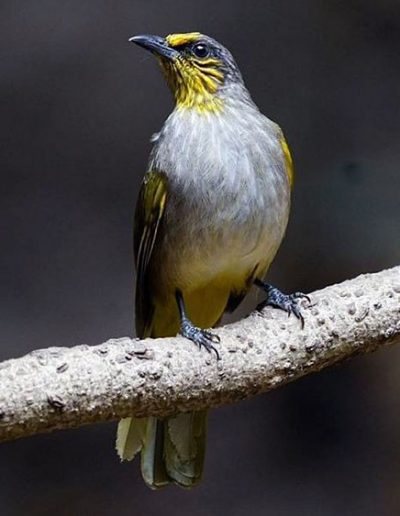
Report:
193,43,210,58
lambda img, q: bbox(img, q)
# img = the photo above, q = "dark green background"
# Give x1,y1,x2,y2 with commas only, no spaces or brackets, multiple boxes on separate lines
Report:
1,1,400,514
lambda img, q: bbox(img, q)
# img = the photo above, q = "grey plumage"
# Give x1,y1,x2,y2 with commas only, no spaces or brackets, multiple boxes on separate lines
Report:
148,95,291,331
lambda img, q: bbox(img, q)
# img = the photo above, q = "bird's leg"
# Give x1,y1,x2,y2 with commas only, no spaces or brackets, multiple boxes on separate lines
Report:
254,278,310,328
175,289,220,360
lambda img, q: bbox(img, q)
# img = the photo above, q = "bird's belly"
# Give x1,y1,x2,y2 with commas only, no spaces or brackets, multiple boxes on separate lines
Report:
180,216,283,290
150,208,287,337
159,184,289,296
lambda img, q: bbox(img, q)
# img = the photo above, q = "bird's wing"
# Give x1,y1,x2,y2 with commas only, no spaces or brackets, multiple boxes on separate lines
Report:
134,170,168,338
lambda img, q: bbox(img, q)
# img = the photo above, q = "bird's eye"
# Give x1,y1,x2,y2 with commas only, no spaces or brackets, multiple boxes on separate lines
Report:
193,43,210,58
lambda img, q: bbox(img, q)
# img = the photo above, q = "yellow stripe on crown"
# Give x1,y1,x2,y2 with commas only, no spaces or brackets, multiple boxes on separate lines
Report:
166,32,201,47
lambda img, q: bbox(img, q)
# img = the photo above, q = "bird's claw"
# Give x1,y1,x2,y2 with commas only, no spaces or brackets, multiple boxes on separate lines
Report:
257,287,310,329
291,291,311,303
180,320,220,360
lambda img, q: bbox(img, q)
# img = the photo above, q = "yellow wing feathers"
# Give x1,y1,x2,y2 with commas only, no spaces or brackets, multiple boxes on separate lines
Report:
280,137,295,189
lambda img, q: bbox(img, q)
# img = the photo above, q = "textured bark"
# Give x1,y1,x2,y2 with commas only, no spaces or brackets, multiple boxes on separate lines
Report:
0,266,399,443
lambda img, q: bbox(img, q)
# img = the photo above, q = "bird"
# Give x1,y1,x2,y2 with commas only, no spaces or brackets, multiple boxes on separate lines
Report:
116,31,308,489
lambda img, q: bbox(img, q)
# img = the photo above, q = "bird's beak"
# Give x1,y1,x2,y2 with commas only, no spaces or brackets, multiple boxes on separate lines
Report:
129,34,178,60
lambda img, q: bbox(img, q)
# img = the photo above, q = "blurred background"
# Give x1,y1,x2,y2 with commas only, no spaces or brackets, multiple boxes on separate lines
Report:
1,0,400,514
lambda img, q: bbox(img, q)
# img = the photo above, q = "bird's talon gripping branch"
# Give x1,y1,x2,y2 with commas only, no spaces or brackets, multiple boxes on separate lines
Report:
201,330,220,343
176,290,221,360
210,333,221,344
291,291,312,303
180,320,221,360
255,279,309,328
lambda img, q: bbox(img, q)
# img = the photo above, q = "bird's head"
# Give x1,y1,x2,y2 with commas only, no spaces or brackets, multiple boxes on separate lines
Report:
129,32,244,113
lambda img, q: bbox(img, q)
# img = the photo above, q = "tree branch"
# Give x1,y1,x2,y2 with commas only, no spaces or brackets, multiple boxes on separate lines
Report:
0,266,399,443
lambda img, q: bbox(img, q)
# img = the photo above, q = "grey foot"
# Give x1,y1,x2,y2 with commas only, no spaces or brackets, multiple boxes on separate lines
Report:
256,282,310,328
180,319,221,360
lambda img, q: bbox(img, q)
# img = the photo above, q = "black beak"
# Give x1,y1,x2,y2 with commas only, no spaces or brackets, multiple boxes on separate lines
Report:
129,34,178,60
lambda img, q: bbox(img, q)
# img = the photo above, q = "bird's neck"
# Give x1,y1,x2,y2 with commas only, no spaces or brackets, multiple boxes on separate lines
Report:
175,89,224,114
172,81,254,115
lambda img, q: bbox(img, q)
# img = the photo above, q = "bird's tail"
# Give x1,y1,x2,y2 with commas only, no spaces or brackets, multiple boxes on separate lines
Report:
116,411,207,489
